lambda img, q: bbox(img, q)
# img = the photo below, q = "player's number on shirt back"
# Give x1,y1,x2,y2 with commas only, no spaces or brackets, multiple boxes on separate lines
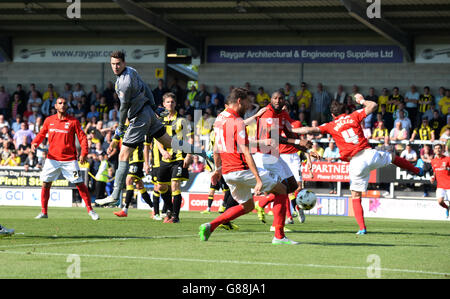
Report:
341,128,359,144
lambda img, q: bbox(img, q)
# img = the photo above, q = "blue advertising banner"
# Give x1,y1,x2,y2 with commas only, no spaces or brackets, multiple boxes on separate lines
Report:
207,45,403,63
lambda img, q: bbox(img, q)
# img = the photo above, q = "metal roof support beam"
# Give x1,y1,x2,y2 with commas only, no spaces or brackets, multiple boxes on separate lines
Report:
340,0,413,62
113,0,203,58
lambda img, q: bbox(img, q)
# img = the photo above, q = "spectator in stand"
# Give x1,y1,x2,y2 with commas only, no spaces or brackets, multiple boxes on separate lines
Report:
11,115,21,135
11,84,27,116
372,121,389,144
283,83,295,101
210,85,225,108
86,104,99,121
10,94,22,120
23,103,34,121
23,151,38,168
102,81,115,107
87,85,100,106
169,78,185,108
0,114,9,130
435,86,446,107
61,83,73,100
72,83,85,102
186,84,198,106
189,155,205,173
378,88,390,113
256,86,270,107
30,116,43,135
0,85,10,118
27,83,41,99
404,85,420,127
40,92,57,117
306,120,323,141
199,94,214,111
17,135,31,163
389,121,408,153
193,83,209,109
349,85,359,101
96,96,108,119
243,91,260,120
0,127,11,143
298,112,308,127
342,95,356,113
244,82,252,92
424,109,445,136
309,141,324,161
387,86,404,114
438,89,450,115
152,79,169,108
439,116,450,137
440,127,450,147
410,118,435,143
334,84,347,104
73,101,85,120
311,83,331,123
211,97,224,117
419,144,434,197
0,140,14,162
42,83,58,102
13,122,35,149
184,99,194,119
418,86,434,124
394,110,412,136
400,143,418,167
28,105,42,125
392,102,409,120
323,141,340,194
1,150,20,167
378,104,394,131
296,82,312,113
365,87,378,104
28,90,43,114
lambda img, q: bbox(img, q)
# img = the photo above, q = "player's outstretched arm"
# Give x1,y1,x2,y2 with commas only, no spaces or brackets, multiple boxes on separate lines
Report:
291,126,320,135
355,93,378,115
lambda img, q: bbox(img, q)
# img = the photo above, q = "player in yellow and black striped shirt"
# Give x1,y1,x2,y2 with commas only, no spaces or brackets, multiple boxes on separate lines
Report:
156,92,194,223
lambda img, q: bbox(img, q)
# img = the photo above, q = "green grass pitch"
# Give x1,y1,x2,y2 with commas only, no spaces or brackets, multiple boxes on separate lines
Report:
0,206,448,279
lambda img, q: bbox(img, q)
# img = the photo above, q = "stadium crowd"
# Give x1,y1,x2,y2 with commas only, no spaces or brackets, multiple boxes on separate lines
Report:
0,80,449,198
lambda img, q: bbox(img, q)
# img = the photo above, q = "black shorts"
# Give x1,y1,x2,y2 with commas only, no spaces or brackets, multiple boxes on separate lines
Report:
157,160,189,184
210,176,229,191
128,162,144,180
151,166,159,184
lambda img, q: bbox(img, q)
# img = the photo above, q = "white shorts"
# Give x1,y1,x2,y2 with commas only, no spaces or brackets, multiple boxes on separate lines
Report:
436,188,450,200
280,153,302,182
222,168,279,204
349,148,392,192
252,152,294,181
40,159,83,184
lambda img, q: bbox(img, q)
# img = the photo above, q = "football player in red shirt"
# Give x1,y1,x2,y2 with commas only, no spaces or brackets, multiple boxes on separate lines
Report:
31,97,99,220
430,143,450,218
292,94,424,234
252,91,311,226
199,88,299,245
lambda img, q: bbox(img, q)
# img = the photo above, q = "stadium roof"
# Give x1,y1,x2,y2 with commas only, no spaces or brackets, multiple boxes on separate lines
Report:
1,0,449,61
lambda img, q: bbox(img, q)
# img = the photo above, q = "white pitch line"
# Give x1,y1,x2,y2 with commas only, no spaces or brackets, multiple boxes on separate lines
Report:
1,250,448,277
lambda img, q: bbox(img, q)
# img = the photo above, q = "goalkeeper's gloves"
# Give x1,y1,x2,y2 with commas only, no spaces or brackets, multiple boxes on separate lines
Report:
113,127,126,141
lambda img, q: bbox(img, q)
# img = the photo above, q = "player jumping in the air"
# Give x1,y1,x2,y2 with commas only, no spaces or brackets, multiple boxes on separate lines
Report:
292,94,424,234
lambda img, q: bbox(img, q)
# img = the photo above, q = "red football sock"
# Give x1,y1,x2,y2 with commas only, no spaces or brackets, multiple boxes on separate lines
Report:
76,183,93,212
210,204,246,232
272,194,288,239
392,155,419,175
258,193,275,208
285,197,292,219
352,197,366,230
41,186,50,214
